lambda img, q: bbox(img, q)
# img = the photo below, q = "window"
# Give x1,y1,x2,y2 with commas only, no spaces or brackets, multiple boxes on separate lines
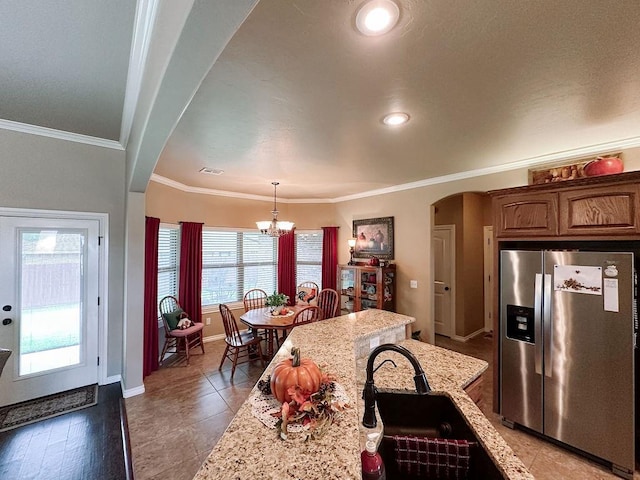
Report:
157,224,179,310
201,229,277,306
295,231,323,288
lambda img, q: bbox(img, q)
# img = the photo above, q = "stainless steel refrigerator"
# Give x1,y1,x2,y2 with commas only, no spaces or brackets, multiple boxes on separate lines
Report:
500,249,635,478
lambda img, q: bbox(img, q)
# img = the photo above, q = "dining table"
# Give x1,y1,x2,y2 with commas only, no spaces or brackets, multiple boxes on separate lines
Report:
239,305,305,359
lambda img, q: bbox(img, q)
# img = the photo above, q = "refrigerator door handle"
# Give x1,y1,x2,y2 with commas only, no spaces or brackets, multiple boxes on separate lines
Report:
543,273,553,378
534,273,543,375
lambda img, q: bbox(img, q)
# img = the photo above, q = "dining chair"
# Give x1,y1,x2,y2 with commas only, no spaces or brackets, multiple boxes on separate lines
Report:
219,303,266,378
158,295,205,366
292,305,321,326
296,281,319,306
243,288,267,311
243,288,278,347
317,288,339,319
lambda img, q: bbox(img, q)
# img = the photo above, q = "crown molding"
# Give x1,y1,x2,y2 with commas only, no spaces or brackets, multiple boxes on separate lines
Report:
149,174,334,203
119,0,160,149
0,119,124,150
152,136,640,203
332,135,640,202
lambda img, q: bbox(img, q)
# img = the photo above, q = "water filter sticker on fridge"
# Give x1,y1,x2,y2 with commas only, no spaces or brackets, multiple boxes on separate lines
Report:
553,265,602,295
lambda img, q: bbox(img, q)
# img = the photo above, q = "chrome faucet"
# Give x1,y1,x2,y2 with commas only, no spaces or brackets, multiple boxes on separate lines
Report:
362,343,431,428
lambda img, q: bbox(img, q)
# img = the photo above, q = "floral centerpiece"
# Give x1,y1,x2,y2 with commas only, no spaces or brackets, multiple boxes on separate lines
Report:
265,291,289,315
255,348,350,440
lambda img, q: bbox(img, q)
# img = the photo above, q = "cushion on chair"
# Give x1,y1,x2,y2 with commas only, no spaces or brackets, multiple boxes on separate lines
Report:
295,287,318,306
162,309,184,330
169,322,204,337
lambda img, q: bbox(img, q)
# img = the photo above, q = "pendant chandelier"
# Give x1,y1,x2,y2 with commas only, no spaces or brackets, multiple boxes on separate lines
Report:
256,181,294,237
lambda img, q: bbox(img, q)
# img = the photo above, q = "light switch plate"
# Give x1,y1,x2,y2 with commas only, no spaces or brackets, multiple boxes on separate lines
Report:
410,280,418,288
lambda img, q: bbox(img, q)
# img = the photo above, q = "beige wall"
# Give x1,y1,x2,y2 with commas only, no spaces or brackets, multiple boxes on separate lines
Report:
146,181,338,337
462,192,489,336
146,147,640,344
433,192,490,338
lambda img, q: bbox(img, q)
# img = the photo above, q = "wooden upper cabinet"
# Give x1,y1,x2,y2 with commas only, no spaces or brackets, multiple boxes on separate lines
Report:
559,184,640,236
493,192,558,237
490,171,640,240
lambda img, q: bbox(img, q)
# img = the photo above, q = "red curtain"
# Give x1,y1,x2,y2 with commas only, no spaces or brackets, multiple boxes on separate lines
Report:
179,222,203,324
143,216,160,378
322,226,339,290
277,230,296,305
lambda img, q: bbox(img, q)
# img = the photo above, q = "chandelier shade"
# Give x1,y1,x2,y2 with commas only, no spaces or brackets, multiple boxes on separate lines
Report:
257,182,294,237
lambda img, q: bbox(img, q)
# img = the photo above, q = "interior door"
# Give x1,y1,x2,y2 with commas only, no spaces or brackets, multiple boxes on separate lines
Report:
433,225,454,337
0,216,100,407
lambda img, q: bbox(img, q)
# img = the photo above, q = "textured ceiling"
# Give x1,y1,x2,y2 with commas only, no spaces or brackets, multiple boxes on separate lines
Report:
1,1,639,200
154,0,640,199
0,0,135,140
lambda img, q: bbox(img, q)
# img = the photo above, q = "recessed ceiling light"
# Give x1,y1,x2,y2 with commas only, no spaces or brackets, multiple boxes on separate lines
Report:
356,0,400,36
199,167,224,175
383,112,410,126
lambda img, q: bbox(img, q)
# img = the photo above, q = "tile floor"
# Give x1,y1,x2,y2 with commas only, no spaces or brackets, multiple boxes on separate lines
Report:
125,341,265,480
127,335,638,480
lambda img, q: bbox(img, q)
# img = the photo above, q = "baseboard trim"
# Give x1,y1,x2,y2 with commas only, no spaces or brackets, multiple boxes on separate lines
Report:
121,382,145,399
104,375,122,385
451,328,485,343
204,333,226,343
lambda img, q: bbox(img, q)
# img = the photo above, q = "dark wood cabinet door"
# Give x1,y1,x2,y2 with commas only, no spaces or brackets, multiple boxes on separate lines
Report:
558,184,640,236
493,193,558,237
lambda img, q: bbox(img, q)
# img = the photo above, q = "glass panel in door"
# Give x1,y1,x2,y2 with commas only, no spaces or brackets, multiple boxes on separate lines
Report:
19,230,85,376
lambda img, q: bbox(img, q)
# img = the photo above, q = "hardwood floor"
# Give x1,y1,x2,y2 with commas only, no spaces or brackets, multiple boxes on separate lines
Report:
0,383,129,480
436,333,640,480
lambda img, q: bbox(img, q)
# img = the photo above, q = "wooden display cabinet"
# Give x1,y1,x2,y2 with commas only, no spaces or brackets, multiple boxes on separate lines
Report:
338,264,396,314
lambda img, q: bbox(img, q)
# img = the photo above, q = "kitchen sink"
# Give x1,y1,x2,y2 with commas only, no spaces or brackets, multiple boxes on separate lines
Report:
375,390,504,479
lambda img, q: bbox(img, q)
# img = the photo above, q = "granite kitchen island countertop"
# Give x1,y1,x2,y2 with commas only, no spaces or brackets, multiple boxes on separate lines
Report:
192,310,532,480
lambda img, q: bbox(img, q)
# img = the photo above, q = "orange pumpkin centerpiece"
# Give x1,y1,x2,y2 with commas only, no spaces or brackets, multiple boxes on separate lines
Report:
270,347,322,403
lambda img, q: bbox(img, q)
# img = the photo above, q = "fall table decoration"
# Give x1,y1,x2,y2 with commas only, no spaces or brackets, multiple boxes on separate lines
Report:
250,347,350,440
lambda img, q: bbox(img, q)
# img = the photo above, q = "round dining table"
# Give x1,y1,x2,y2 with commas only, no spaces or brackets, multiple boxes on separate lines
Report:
239,305,305,359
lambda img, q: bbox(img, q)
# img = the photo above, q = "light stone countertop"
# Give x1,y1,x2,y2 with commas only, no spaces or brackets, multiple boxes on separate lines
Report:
192,310,533,480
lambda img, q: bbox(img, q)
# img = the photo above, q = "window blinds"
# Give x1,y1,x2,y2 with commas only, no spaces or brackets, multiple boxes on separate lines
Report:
201,230,277,306
157,225,179,309
295,231,323,289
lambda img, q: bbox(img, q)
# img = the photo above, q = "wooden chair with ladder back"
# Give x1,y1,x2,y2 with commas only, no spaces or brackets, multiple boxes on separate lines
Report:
219,303,266,378
243,288,267,311
158,295,205,366
317,288,339,319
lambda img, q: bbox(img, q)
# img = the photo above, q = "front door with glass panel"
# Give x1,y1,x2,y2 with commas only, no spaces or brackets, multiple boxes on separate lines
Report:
0,216,99,407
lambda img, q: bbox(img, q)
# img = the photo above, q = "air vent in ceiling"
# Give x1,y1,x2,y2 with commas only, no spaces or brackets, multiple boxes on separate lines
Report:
199,167,224,175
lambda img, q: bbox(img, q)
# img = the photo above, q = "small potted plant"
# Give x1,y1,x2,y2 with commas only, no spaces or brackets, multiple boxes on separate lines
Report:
265,291,289,315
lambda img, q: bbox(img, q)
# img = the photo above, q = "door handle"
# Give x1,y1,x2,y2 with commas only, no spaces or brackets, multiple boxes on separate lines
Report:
534,274,543,375
543,273,553,378
2,318,12,326
2,305,11,312
444,286,450,291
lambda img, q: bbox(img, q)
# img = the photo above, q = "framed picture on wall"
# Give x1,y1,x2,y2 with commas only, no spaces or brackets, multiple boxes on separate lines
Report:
353,217,394,260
